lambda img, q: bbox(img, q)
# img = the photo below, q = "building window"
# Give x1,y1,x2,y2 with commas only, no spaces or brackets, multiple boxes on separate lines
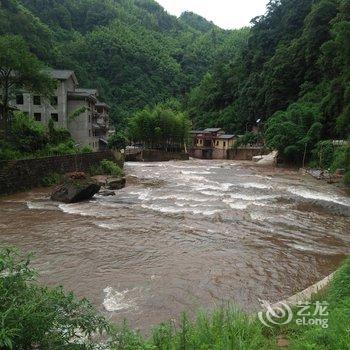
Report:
223,142,226,147
89,130,91,137
16,94,24,105
33,96,41,105
51,113,58,122
216,141,219,146
51,96,58,106
34,113,41,121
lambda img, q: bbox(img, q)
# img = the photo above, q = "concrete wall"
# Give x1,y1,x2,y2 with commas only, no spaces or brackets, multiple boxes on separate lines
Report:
213,139,235,150
126,149,189,162
227,147,266,161
0,151,124,195
67,99,97,149
189,148,227,159
11,78,74,129
212,148,227,159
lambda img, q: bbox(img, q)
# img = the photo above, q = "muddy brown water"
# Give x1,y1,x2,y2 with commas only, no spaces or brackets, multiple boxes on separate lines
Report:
1,159,350,333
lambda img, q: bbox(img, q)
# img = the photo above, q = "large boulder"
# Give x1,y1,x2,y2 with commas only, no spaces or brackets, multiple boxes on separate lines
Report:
106,177,126,190
51,172,101,203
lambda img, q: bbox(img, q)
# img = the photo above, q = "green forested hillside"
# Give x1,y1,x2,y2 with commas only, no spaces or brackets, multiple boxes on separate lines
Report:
185,0,350,164
0,0,247,124
1,0,349,167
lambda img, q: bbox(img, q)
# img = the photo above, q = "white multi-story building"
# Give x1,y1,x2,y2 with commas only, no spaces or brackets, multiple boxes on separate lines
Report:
11,69,111,151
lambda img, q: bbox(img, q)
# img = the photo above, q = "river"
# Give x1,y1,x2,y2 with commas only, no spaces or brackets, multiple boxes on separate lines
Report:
1,159,350,333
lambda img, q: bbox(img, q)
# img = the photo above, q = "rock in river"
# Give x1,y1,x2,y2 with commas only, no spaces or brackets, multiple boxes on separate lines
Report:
106,177,126,190
51,173,101,203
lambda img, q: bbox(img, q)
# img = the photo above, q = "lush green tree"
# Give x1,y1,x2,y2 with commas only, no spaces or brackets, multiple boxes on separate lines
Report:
0,35,54,131
0,0,54,60
128,106,191,150
108,131,127,150
265,102,322,163
0,112,79,160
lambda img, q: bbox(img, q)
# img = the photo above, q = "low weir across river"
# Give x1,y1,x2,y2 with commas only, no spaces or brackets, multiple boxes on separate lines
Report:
0,159,349,333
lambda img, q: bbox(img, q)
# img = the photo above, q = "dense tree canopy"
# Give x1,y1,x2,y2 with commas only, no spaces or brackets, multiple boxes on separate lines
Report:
128,105,191,150
185,0,350,165
0,35,54,129
0,0,247,126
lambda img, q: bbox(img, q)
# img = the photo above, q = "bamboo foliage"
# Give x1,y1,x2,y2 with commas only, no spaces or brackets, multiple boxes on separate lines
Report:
128,105,191,151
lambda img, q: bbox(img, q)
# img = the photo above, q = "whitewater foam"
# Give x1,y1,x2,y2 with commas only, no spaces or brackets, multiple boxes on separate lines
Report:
129,189,151,201
26,201,57,210
240,182,272,190
58,204,108,218
95,222,121,230
103,286,136,312
227,202,249,210
287,187,350,206
141,203,222,216
228,193,276,201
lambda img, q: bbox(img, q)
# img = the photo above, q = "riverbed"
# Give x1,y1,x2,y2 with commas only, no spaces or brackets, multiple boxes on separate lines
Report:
0,159,349,332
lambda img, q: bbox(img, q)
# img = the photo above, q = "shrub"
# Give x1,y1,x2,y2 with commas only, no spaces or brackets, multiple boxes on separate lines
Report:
41,173,61,187
312,140,334,169
89,159,124,177
41,140,77,156
8,112,48,153
330,146,347,172
80,145,93,153
108,131,127,150
0,140,22,161
100,159,123,176
0,113,80,160
344,171,350,186
233,132,262,149
0,247,110,349
330,138,350,187
48,119,72,145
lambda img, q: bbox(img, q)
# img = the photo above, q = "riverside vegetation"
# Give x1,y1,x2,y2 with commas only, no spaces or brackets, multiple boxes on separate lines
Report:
1,247,350,349
0,113,94,161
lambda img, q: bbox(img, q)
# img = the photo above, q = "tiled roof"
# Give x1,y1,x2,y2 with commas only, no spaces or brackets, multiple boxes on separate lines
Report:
76,88,98,96
50,69,78,84
68,91,97,102
203,128,222,133
96,101,110,109
216,134,235,139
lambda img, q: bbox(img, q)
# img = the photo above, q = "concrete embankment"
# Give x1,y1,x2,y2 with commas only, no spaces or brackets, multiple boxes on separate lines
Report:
126,149,189,162
0,150,124,195
273,272,335,309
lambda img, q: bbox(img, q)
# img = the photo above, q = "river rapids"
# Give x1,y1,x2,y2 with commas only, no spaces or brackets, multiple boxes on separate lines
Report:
0,159,349,332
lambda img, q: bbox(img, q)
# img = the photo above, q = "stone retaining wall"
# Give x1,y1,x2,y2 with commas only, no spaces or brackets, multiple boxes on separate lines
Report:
126,149,189,162
0,151,124,195
227,147,266,161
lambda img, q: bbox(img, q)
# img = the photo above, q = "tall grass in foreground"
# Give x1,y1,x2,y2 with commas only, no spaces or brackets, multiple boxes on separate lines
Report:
111,310,274,350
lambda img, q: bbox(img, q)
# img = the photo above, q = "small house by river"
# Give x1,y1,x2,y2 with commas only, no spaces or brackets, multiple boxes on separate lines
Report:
189,128,236,159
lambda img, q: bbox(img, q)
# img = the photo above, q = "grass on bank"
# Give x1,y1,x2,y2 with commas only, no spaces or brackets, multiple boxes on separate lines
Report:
1,246,350,349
